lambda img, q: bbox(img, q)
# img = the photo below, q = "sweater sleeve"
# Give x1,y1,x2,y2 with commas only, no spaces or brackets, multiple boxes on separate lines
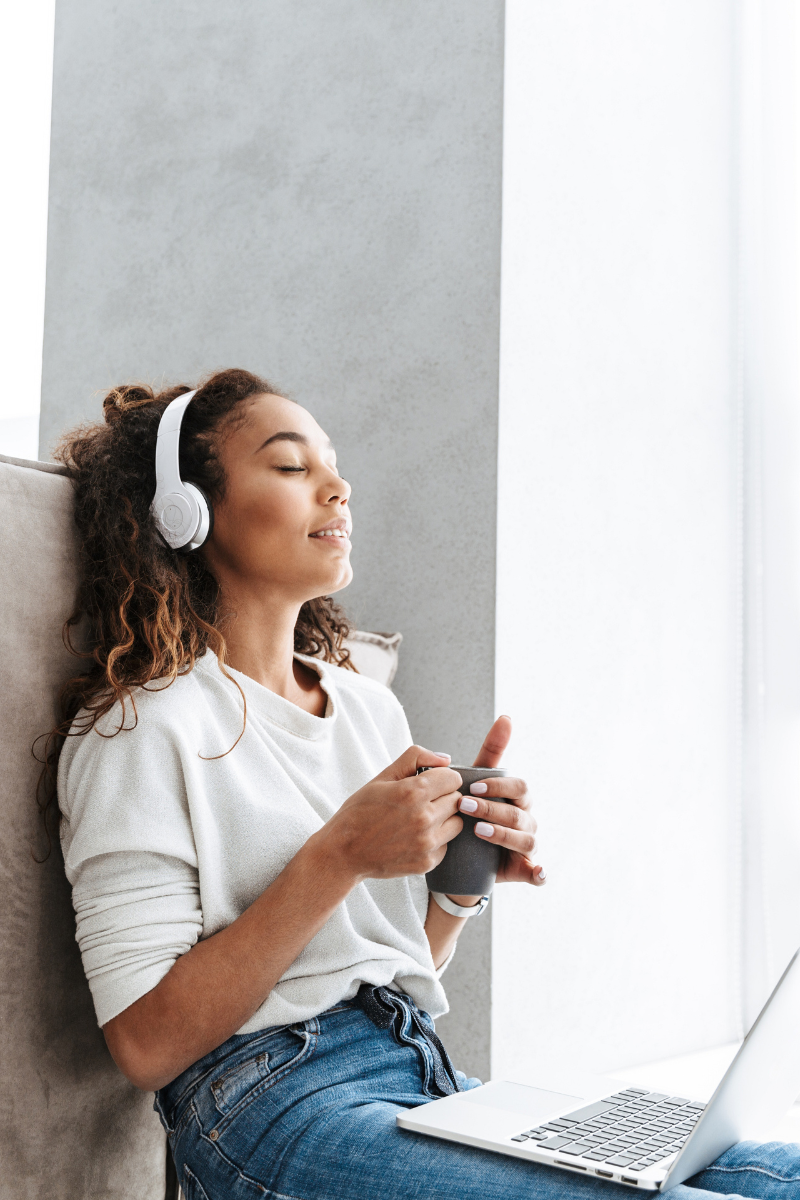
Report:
59,703,203,1027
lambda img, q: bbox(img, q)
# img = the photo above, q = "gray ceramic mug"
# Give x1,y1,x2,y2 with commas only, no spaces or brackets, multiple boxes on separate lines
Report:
424,766,509,896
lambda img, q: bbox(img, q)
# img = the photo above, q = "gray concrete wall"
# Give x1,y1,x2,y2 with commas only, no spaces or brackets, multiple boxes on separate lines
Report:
42,0,504,1078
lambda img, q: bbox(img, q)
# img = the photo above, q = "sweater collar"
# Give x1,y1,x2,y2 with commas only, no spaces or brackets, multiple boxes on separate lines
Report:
197,651,337,741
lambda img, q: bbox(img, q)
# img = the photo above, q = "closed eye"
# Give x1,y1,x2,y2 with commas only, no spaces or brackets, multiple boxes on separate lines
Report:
277,465,306,473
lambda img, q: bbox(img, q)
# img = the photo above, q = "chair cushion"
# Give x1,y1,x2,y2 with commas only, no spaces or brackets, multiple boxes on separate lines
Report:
343,629,403,687
0,455,168,1198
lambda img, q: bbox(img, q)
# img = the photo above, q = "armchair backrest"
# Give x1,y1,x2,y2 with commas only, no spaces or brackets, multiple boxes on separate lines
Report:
0,455,168,1199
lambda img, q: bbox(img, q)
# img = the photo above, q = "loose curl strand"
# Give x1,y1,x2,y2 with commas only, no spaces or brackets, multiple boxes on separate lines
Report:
36,368,354,849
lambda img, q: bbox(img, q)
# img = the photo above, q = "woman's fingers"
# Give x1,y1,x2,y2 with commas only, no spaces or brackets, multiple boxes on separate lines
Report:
415,767,464,801
380,744,455,782
499,855,547,886
458,793,537,835
465,775,529,806
439,811,466,843
472,715,512,768
473,819,536,856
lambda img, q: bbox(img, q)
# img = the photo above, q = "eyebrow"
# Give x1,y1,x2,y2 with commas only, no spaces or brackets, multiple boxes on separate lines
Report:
255,431,334,453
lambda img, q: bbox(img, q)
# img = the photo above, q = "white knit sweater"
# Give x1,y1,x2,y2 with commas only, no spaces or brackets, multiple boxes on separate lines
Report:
58,653,450,1031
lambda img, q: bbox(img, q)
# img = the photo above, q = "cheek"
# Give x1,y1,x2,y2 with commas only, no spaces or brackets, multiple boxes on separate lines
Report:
214,485,307,563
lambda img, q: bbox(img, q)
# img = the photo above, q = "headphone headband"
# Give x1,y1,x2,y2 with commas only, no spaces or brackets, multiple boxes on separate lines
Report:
150,390,212,551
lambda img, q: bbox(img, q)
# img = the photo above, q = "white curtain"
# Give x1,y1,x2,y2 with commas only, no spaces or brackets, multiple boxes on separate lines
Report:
493,0,800,1079
738,0,800,1028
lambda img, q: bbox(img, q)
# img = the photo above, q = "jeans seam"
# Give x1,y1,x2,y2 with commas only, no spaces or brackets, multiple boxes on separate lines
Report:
700,1165,800,1182
182,1164,213,1200
211,1023,319,1136
261,1190,313,1200
189,1105,269,1195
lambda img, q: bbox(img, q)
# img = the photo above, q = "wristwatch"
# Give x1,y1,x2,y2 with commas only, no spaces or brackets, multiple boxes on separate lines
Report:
430,892,490,918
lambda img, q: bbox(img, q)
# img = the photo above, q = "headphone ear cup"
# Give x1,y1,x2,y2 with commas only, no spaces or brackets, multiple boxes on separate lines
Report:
182,482,213,552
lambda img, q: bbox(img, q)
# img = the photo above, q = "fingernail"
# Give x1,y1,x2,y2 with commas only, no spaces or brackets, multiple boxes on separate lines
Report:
538,870,547,883
433,752,451,761
475,822,494,837
470,781,488,795
459,797,479,813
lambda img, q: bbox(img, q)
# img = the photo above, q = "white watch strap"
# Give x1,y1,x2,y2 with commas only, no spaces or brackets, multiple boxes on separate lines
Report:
430,891,490,918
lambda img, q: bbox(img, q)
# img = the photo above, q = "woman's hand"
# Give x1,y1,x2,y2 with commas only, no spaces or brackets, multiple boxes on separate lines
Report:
466,714,545,888
424,717,544,968
315,746,465,882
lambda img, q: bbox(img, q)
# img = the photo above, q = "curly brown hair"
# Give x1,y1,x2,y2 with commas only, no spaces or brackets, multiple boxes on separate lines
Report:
38,368,353,842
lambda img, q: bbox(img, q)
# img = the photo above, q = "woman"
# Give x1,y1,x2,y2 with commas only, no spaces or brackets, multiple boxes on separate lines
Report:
51,369,797,1199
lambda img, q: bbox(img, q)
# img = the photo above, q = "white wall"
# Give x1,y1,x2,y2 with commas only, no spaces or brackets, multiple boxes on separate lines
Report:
738,0,800,1027
494,1,741,1079
41,0,505,1082
0,0,55,458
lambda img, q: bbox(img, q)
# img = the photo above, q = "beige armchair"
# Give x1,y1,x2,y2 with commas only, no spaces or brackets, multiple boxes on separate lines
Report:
0,453,400,1199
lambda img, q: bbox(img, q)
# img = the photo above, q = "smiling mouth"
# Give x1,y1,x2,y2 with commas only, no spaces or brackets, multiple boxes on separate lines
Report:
309,526,351,541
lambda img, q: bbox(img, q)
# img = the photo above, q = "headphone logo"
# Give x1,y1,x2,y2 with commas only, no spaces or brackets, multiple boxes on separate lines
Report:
164,504,184,530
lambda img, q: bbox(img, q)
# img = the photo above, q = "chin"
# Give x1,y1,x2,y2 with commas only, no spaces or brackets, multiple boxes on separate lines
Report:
321,565,353,596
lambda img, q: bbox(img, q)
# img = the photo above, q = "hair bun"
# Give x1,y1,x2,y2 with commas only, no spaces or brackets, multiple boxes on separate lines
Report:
102,385,156,424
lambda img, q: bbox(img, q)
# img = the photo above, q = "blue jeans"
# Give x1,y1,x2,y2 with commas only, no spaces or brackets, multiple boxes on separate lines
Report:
154,992,800,1200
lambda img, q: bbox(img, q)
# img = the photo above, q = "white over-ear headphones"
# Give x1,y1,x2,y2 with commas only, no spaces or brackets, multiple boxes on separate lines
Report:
150,390,212,551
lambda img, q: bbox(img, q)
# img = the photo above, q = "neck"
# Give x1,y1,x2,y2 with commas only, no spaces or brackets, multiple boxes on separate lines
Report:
217,584,317,705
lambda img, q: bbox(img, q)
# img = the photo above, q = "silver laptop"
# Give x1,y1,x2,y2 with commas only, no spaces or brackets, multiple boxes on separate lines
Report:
398,946,800,1191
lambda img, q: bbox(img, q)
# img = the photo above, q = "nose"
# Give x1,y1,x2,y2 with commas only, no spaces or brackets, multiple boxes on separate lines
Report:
320,466,351,506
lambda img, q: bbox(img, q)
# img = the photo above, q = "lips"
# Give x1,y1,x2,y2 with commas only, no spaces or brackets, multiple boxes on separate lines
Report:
309,518,351,540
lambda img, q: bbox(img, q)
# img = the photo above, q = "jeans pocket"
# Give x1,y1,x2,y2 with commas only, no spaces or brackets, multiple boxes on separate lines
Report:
182,1164,212,1200
210,1050,270,1116
208,1024,317,1127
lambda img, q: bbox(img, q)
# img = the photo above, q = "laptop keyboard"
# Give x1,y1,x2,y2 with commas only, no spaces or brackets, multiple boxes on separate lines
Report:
510,1088,706,1174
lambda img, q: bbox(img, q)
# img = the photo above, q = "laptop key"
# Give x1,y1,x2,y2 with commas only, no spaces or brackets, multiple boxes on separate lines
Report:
539,1136,574,1150
511,1135,528,1142
561,1144,594,1156
585,1151,612,1161
564,1101,623,1122
606,1155,638,1166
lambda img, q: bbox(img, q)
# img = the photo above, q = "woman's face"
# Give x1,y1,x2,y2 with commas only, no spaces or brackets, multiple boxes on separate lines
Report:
204,393,353,605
